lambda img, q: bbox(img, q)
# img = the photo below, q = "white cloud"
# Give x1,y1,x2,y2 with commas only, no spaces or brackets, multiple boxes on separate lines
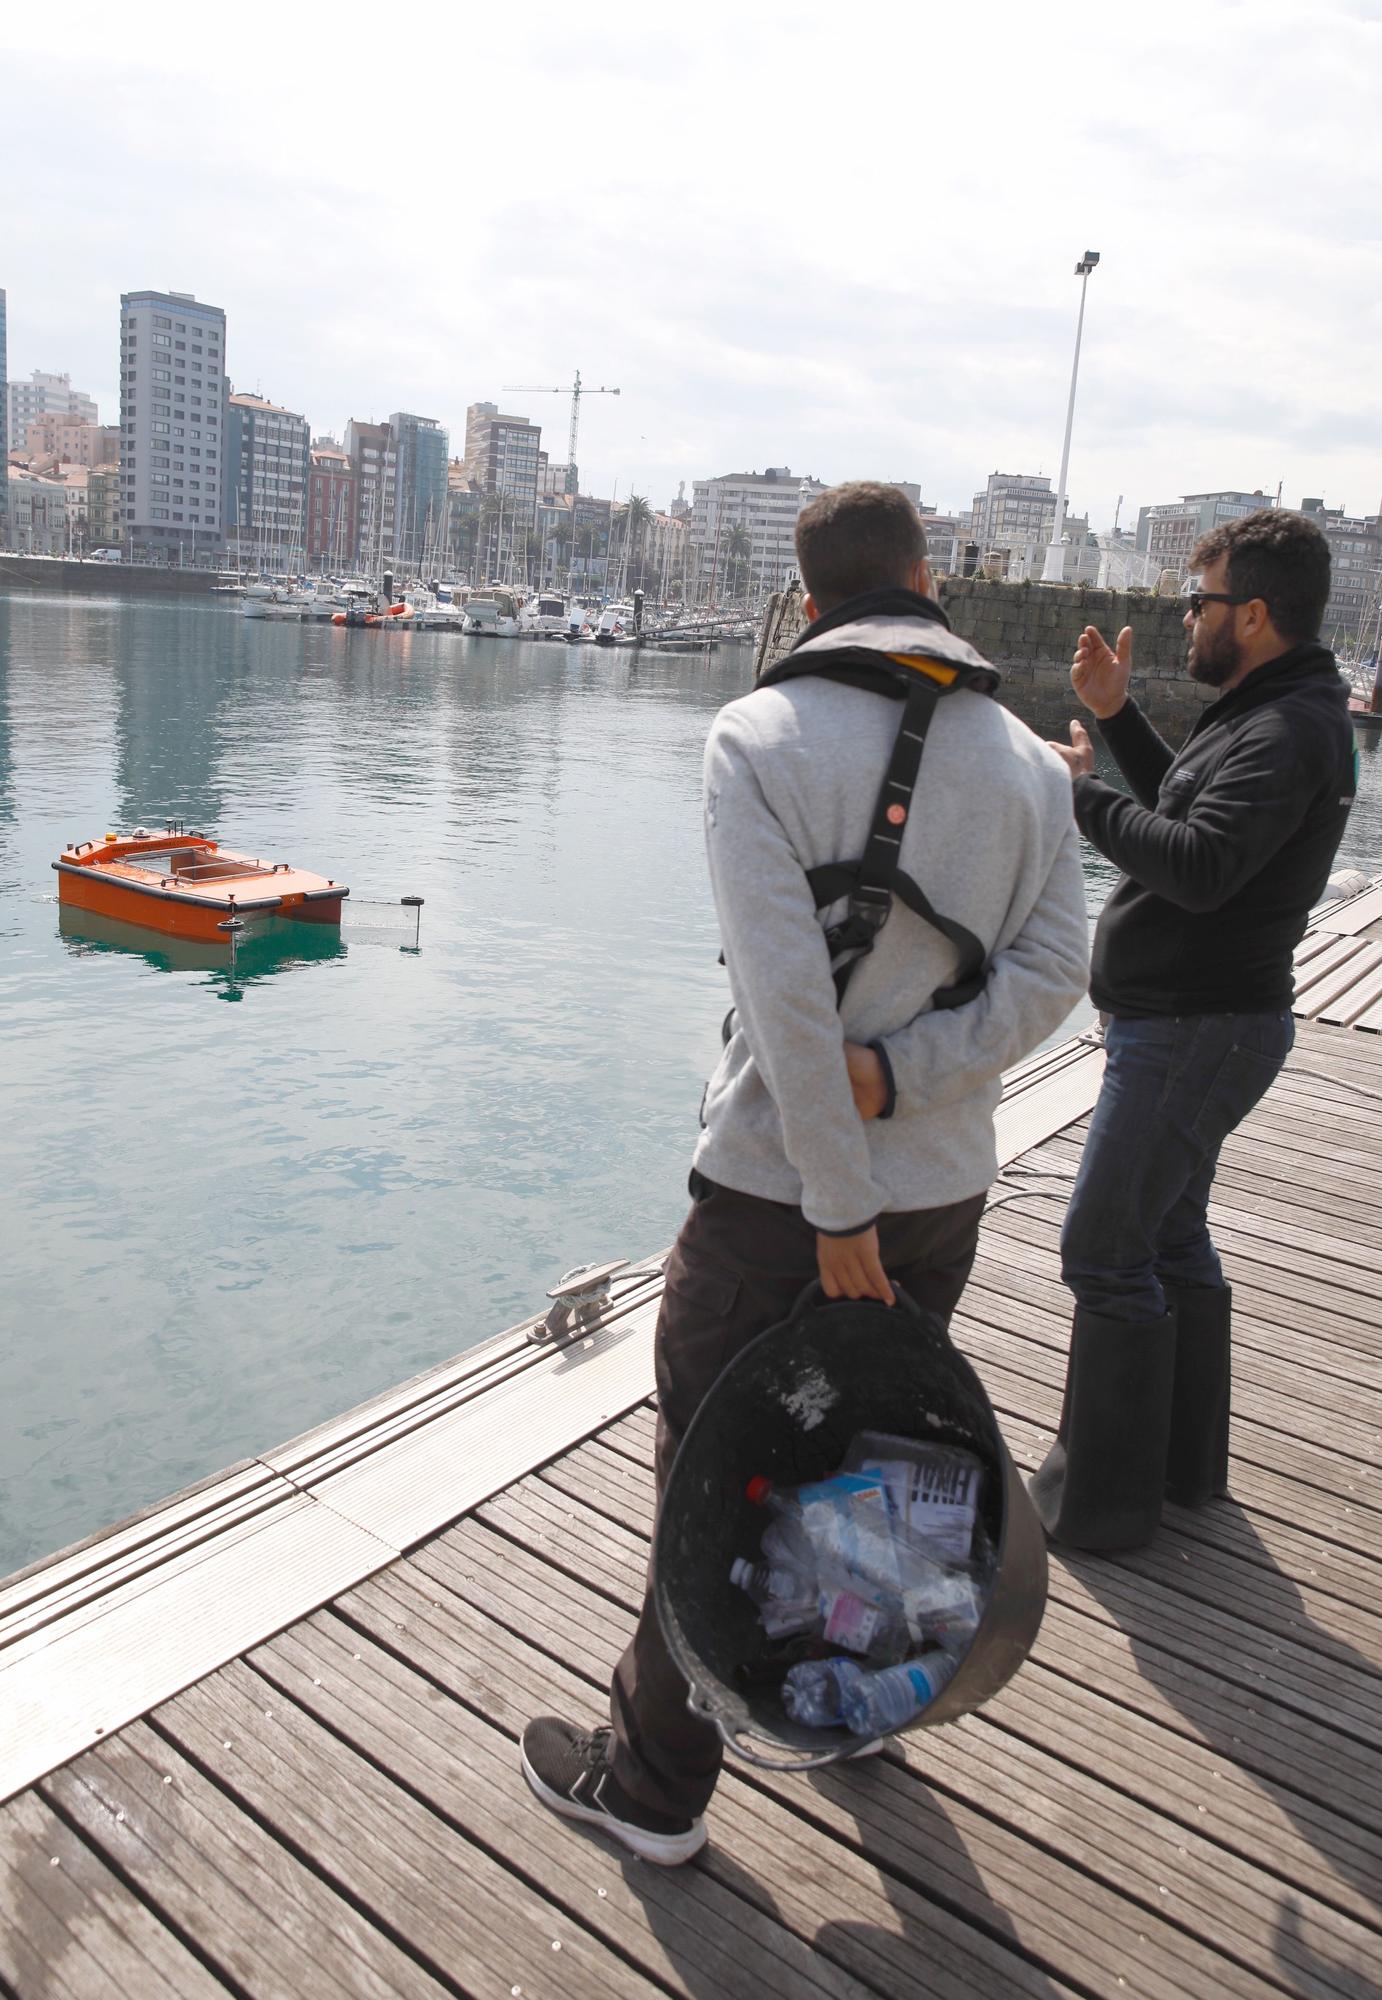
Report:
3,0,1380,522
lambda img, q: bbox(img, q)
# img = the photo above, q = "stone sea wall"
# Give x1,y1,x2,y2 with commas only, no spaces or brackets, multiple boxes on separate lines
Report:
0,554,224,597
756,580,1208,738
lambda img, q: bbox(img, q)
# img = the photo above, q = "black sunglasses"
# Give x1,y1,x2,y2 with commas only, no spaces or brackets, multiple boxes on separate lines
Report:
1187,591,1254,618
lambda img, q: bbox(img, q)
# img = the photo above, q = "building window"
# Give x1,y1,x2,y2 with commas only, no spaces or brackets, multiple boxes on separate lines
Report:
154,315,171,328
152,507,169,519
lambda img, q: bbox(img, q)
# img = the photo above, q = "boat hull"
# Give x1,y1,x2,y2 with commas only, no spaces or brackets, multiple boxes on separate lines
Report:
54,837,347,943
57,867,346,942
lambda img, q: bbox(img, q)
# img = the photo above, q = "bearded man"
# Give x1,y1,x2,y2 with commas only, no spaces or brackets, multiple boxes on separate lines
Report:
1031,506,1355,1551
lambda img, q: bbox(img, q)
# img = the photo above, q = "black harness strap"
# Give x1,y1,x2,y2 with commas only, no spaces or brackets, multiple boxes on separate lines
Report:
804,673,988,1009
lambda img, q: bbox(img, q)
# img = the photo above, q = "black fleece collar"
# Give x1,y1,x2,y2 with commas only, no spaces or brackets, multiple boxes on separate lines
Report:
1190,641,1344,737
789,587,953,649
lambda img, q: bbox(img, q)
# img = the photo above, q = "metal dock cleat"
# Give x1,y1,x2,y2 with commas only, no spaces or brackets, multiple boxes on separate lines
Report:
532,1259,631,1343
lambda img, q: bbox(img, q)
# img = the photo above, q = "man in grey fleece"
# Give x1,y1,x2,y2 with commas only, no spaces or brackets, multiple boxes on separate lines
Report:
521,482,1089,1864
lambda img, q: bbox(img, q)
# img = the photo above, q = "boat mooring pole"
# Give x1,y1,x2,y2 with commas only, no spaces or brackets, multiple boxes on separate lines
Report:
217,901,246,979
401,895,424,948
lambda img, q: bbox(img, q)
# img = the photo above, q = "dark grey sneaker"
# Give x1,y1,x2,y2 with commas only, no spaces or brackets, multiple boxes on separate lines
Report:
520,1719,707,1866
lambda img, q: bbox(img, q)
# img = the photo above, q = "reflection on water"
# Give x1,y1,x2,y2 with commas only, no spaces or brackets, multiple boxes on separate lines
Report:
2,592,1381,1576
58,905,349,1003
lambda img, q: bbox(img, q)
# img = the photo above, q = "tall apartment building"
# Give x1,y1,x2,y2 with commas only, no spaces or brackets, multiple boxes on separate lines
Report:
345,419,396,571
969,473,1057,567
6,368,99,447
119,289,228,561
1134,490,1273,576
391,412,449,567
307,440,358,568
0,289,7,543
690,467,828,597
1301,498,1382,651
225,393,310,570
463,402,542,577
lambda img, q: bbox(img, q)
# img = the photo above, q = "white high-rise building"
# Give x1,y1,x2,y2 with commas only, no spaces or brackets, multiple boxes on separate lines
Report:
969,472,1058,568
690,467,828,601
119,289,228,562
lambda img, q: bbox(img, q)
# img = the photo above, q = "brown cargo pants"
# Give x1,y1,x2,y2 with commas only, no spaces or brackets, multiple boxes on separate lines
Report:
608,1172,986,1820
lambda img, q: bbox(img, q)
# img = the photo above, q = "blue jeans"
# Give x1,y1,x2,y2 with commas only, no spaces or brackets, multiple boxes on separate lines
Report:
1061,1011,1295,1321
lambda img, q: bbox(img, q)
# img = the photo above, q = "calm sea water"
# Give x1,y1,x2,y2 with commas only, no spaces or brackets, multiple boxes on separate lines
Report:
2,592,1379,1577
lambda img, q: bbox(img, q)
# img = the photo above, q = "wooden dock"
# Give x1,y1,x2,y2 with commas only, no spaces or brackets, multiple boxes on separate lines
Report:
2,889,1381,1998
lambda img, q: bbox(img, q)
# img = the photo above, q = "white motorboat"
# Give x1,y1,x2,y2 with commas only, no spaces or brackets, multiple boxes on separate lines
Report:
464,587,521,637
518,591,569,639
594,601,638,645
241,578,318,620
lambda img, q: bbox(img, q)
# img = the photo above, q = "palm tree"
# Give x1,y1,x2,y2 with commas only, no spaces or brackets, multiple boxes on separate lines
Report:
613,493,653,593
547,516,574,589
576,516,609,593
725,522,752,604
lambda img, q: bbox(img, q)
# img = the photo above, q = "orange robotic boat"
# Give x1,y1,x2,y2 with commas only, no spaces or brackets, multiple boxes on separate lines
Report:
53,824,348,943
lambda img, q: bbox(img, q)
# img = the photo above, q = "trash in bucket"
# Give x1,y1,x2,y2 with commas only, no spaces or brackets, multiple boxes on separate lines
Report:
654,1284,1048,1771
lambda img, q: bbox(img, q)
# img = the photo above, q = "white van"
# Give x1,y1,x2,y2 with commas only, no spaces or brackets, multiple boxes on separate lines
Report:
88,548,123,563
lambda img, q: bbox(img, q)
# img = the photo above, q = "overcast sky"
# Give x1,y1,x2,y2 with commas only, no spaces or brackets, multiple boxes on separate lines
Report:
4,0,1380,527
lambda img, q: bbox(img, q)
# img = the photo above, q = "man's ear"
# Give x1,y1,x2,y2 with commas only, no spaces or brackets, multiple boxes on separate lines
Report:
803,591,822,623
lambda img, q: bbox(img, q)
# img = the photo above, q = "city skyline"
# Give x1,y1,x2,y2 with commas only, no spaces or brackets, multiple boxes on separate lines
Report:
3,0,1380,531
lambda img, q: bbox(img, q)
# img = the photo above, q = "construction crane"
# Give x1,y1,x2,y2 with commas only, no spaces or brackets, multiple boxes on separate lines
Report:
501,370,620,488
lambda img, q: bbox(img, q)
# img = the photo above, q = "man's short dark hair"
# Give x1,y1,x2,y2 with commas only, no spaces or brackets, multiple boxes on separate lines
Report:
794,482,928,611
1189,508,1331,644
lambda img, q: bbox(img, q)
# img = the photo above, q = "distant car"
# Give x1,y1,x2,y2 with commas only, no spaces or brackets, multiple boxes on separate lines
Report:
88,548,123,562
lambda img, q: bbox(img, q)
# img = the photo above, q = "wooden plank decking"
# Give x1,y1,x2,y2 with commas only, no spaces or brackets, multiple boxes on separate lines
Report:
2,1023,1380,1992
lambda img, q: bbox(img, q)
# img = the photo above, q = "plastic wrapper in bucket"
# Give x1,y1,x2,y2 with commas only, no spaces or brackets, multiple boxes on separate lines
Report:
653,1284,1048,1770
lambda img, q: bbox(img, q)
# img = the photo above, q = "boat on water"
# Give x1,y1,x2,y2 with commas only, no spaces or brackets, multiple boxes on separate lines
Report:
241,577,319,620
594,601,638,645
464,587,521,637
518,590,569,639
53,825,348,942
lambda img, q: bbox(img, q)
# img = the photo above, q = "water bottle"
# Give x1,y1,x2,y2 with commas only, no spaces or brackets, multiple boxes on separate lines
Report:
748,1472,903,1600
729,1558,819,1639
781,1659,845,1727
833,1651,959,1737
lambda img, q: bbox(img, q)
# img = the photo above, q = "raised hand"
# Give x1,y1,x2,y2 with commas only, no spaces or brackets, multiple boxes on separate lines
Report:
1045,718,1096,778
1071,624,1132,720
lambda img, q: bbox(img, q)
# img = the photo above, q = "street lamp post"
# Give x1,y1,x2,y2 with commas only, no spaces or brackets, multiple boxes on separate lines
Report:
1042,251,1100,584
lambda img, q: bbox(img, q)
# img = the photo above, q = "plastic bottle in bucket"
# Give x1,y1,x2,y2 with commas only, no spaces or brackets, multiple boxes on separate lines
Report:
728,1560,818,1640
748,1473,985,1643
834,1652,959,1735
782,1652,959,1735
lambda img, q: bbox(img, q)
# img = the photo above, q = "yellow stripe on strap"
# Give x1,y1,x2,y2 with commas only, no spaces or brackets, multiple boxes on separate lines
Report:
885,654,960,686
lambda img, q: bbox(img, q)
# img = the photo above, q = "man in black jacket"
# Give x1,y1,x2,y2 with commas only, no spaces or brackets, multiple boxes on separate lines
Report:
1032,508,1355,1549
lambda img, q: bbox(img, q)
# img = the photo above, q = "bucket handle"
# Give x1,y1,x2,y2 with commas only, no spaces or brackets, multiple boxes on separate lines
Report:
686,1686,875,1773
789,1278,930,1322
716,1718,875,1772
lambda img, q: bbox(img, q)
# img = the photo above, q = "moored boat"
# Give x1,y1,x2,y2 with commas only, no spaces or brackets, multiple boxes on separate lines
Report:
517,591,569,639
53,825,348,942
594,600,638,645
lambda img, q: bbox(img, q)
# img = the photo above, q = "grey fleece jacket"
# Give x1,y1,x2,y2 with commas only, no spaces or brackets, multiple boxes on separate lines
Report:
692,611,1090,1233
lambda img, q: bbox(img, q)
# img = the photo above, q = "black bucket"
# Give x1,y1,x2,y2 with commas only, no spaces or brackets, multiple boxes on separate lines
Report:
653,1285,1048,1770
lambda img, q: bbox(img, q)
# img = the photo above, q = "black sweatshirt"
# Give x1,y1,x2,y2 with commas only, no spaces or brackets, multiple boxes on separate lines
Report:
1073,643,1356,1017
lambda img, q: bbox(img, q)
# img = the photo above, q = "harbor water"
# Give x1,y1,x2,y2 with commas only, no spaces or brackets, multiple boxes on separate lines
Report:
2,592,1379,1578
